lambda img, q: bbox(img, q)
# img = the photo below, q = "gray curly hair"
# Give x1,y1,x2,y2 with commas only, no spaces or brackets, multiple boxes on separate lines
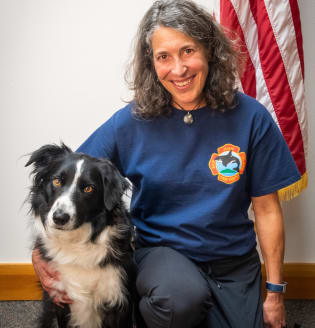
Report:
125,0,240,118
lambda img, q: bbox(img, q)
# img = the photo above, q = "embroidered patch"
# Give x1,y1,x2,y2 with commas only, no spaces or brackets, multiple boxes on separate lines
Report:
209,144,246,184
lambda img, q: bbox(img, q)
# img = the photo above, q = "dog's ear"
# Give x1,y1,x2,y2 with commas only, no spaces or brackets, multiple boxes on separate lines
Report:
100,159,129,211
25,143,72,168
25,143,72,186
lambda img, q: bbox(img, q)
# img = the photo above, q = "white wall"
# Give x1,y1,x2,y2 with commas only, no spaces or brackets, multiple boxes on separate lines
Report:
0,0,313,262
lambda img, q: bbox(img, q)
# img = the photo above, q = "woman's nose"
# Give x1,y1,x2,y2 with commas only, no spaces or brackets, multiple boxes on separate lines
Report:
171,58,187,76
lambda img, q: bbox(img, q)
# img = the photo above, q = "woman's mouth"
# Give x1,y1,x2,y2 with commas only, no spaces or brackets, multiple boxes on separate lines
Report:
172,76,195,89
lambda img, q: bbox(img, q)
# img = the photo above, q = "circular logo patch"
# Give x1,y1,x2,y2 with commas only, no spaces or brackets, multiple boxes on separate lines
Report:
209,144,246,184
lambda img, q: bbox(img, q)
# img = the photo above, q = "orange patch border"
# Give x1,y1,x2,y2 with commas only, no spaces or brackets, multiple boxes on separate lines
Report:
209,143,246,184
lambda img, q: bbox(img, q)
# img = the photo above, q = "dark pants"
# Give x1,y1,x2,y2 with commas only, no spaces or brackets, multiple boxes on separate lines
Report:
135,246,263,328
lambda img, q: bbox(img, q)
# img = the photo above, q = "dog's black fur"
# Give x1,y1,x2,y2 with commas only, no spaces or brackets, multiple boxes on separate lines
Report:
26,144,136,328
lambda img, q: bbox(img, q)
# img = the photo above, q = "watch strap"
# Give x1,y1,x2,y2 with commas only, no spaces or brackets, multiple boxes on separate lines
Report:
266,281,287,293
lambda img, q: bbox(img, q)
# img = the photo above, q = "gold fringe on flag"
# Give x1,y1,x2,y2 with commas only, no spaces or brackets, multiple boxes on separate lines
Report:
278,172,308,201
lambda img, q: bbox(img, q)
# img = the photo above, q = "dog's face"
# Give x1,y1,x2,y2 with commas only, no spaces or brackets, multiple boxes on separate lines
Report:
43,157,105,231
26,144,127,231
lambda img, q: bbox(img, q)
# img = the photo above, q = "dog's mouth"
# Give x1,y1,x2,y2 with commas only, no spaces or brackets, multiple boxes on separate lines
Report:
50,221,76,231
50,219,80,232
54,226,69,231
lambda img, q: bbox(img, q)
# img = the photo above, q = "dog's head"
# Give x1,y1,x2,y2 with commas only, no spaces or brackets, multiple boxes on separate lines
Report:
26,143,128,231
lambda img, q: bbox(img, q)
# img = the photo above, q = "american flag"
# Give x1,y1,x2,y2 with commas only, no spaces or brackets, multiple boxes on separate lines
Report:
211,0,308,200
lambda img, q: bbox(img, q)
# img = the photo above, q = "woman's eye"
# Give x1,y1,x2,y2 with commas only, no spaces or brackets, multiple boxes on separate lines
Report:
83,185,94,193
157,54,168,61
185,48,194,55
52,178,62,187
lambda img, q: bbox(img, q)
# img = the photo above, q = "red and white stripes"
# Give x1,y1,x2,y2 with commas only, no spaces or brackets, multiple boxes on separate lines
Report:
214,0,308,198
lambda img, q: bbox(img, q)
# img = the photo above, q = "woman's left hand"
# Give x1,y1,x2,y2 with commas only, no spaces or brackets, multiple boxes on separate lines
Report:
263,292,286,328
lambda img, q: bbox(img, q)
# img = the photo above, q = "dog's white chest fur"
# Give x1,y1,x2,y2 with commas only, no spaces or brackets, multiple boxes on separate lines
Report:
54,263,125,328
35,219,127,328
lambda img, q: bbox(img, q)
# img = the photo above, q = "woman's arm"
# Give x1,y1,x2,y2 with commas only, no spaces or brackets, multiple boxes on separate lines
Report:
32,248,73,307
252,192,286,328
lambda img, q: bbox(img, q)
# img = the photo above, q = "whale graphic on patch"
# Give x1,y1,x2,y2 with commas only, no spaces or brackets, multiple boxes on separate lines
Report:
209,144,246,184
215,150,241,172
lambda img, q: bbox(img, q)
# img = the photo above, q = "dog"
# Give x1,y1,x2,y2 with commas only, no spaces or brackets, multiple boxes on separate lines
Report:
25,143,136,328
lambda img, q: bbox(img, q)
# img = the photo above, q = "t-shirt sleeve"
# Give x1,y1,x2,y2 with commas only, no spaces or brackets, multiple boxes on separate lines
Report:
247,108,301,197
76,115,123,172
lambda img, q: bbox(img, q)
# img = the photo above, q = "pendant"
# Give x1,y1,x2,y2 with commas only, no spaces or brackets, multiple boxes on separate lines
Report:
183,112,194,125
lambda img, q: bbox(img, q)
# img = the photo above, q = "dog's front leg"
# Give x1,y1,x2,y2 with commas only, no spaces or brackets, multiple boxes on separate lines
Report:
38,292,56,328
102,309,120,328
55,303,71,328
38,291,70,328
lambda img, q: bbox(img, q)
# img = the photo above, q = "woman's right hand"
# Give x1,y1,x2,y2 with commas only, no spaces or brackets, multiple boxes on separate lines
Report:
32,248,73,307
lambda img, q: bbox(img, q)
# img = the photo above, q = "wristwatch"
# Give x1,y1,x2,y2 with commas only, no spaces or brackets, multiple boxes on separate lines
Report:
266,281,288,293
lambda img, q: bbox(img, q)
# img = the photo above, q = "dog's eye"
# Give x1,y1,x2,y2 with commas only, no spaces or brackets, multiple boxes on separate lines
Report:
83,185,94,193
52,178,62,187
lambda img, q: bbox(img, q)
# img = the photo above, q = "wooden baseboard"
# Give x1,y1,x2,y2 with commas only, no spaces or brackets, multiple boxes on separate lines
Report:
1,263,315,301
0,263,42,300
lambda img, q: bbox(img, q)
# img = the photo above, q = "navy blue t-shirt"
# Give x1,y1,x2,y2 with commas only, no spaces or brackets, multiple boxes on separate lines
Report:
77,92,300,262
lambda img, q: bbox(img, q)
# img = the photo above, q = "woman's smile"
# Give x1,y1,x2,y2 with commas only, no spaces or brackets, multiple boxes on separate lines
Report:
172,76,195,89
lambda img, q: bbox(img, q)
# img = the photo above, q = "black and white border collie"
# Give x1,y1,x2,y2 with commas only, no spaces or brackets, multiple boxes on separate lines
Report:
26,144,135,328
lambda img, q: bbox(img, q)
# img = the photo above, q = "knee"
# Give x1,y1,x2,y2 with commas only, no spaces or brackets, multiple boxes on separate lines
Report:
135,247,212,327
139,293,172,327
138,282,211,327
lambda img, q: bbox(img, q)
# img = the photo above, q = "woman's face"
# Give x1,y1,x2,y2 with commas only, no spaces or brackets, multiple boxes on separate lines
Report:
151,26,209,110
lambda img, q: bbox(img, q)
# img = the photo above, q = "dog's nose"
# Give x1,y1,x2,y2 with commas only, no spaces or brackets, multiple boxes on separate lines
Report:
53,210,70,226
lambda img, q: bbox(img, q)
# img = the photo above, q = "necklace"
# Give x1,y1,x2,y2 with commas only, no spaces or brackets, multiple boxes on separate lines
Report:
173,99,204,125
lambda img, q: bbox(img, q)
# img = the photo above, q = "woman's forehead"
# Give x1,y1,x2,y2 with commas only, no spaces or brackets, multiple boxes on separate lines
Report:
151,26,199,52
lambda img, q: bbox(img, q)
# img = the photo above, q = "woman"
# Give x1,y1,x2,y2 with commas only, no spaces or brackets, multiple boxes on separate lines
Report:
32,1,300,327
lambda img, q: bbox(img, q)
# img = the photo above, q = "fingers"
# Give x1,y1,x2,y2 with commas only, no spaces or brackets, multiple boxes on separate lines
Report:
263,316,286,327
47,282,73,306
61,294,73,304
57,292,73,304
52,293,73,308
32,248,73,307
45,283,73,307
32,250,58,291
263,317,287,327
33,249,59,278
53,297,64,309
